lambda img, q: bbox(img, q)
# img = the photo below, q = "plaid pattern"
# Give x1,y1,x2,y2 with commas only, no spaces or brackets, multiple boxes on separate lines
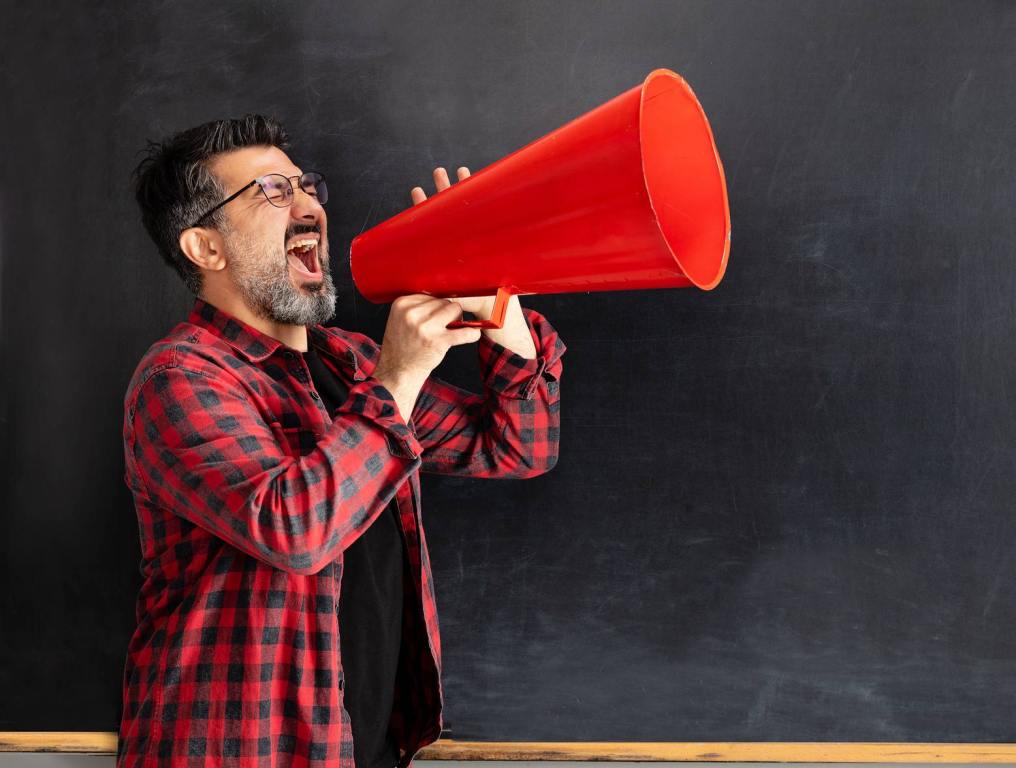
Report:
118,296,565,767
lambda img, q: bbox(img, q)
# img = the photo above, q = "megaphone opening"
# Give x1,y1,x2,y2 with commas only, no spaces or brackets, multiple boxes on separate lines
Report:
640,69,731,290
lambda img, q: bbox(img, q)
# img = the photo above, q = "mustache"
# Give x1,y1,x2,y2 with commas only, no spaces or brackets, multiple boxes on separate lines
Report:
285,223,322,242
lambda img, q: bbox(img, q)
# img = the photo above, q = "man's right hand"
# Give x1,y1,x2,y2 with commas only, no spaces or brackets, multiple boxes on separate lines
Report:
372,294,483,423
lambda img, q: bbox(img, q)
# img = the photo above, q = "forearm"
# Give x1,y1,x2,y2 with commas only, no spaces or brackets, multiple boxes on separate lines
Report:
411,305,566,478
481,296,537,359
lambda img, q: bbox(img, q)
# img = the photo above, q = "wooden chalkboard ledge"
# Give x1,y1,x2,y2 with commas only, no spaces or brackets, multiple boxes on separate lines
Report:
0,734,1014,763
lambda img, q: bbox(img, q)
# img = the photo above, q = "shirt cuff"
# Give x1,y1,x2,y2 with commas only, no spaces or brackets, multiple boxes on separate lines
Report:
476,306,566,401
337,379,424,460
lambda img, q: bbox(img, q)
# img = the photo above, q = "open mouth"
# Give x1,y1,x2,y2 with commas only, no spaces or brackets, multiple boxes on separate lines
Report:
286,238,323,280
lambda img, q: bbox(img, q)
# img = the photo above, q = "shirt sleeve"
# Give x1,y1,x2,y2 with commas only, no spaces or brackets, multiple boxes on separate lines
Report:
126,349,421,576
408,306,566,477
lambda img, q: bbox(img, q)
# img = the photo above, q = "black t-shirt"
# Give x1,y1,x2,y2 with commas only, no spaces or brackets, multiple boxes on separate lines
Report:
302,344,405,768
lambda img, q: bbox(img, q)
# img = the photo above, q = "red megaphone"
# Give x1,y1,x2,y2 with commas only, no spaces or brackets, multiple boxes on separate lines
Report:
349,68,730,328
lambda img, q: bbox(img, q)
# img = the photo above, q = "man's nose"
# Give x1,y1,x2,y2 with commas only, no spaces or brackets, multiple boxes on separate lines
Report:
290,186,325,222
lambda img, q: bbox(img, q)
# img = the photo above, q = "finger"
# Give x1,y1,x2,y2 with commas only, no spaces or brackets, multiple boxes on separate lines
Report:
445,326,484,346
456,166,470,180
410,186,427,205
423,298,465,323
409,295,457,319
433,166,451,192
393,293,440,311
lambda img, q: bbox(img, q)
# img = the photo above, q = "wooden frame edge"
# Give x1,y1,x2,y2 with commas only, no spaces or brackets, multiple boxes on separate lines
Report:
424,741,1016,763
1,734,1015,762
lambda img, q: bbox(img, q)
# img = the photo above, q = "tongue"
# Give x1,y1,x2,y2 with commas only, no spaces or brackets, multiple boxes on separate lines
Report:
288,249,321,277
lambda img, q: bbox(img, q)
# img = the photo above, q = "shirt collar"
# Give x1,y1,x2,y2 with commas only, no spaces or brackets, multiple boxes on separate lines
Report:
187,296,368,380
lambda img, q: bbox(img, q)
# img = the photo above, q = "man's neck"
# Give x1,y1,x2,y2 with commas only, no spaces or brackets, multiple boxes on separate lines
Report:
200,291,308,352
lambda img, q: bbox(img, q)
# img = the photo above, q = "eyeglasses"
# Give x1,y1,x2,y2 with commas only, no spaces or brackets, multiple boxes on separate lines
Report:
189,171,328,228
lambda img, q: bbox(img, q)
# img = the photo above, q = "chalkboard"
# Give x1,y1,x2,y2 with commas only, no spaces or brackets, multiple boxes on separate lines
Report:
3,0,1015,746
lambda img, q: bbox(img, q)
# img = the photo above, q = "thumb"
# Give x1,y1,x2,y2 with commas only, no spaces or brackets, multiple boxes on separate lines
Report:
448,327,483,346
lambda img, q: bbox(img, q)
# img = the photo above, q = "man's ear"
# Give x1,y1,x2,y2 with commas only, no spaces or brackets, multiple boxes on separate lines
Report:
179,227,227,273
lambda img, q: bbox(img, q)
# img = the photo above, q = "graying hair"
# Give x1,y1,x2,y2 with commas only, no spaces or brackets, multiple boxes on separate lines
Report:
131,114,291,295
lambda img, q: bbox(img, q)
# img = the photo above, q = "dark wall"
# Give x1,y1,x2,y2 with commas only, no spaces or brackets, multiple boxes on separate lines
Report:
3,0,1016,742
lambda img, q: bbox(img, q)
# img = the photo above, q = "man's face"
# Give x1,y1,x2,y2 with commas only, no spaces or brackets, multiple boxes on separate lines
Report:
208,145,336,326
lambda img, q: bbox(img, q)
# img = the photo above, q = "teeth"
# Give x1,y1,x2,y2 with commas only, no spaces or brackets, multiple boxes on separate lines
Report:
286,239,318,253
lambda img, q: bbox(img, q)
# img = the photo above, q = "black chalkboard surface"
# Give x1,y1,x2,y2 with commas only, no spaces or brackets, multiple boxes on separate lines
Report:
3,0,1015,746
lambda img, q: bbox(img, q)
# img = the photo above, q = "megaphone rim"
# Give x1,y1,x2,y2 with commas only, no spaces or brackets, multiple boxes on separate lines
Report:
639,68,731,291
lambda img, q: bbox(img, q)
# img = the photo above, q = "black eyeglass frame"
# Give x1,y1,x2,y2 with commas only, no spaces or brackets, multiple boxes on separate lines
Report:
189,171,327,228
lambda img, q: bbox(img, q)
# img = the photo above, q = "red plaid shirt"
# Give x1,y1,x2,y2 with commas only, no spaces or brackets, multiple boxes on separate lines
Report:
118,296,565,767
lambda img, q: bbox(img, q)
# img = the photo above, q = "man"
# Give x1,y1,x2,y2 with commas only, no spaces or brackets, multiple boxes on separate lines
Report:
119,114,565,768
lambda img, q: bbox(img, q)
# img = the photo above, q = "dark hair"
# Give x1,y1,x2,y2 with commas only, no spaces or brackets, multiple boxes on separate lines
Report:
131,114,291,295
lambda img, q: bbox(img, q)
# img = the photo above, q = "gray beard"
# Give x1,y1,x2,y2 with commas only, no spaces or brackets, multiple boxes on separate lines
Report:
225,228,337,327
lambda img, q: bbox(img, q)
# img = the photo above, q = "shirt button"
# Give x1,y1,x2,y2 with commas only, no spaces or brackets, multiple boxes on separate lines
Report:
310,391,320,401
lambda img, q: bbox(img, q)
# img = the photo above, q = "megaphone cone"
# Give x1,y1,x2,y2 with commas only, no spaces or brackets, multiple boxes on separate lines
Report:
350,68,730,328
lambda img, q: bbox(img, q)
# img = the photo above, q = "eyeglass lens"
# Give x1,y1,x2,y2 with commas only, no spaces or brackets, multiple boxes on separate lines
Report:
260,172,328,208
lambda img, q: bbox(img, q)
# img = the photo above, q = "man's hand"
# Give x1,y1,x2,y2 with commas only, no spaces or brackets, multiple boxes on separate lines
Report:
375,165,539,424
376,294,482,380
373,294,482,423
410,165,537,358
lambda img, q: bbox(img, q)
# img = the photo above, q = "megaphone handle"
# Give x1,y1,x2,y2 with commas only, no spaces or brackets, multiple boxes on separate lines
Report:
447,286,515,330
